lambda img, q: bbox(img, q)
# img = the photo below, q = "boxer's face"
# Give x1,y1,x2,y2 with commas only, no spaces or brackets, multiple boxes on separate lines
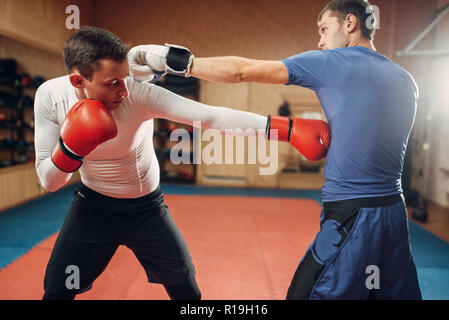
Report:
70,58,129,111
317,10,349,50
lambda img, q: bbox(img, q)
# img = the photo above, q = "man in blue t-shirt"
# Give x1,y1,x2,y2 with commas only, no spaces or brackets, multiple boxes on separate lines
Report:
128,0,422,300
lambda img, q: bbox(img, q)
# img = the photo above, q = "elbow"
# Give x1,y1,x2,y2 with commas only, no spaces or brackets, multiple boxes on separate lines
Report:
228,57,248,83
38,179,62,193
233,63,252,83
235,72,249,83
36,162,66,193
233,71,246,83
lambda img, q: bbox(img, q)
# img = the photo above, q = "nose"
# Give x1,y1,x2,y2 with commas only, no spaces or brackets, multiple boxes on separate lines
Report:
117,81,129,99
318,38,326,50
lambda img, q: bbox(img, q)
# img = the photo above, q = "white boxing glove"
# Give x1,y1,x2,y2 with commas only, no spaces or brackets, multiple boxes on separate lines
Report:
127,44,194,82
127,45,167,82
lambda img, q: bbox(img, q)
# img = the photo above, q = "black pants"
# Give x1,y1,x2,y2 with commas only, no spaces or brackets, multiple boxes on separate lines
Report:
43,183,200,300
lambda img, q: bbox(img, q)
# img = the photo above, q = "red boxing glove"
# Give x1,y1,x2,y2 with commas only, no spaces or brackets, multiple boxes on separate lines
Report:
51,99,118,172
266,115,331,161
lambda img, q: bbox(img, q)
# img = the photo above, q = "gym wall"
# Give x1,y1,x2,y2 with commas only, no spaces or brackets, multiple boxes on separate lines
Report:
0,1,96,210
0,35,68,210
95,0,449,205
94,0,427,189
0,0,447,207
402,0,449,208
0,0,95,55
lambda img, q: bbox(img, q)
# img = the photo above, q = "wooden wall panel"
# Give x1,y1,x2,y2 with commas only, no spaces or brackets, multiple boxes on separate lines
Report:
0,0,95,54
95,0,332,187
0,36,66,173
1,0,447,202
0,35,66,81
95,0,418,61
196,81,250,186
94,0,442,189
96,0,329,58
0,164,42,211
0,163,80,212
0,0,91,210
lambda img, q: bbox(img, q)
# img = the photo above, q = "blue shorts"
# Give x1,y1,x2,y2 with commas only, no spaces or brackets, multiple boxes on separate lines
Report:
286,194,422,300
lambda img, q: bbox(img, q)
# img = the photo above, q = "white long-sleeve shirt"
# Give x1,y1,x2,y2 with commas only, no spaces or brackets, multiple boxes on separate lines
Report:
34,75,266,198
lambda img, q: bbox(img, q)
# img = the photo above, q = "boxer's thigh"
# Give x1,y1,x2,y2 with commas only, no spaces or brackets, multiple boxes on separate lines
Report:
123,205,196,286
43,190,119,299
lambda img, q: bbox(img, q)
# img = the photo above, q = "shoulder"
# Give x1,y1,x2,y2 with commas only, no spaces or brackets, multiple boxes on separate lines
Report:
34,75,73,122
124,76,171,111
282,50,329,64
36,75,71,93
280,50,330,87
35,75,71,103
125,76,174,102
125,76,159,96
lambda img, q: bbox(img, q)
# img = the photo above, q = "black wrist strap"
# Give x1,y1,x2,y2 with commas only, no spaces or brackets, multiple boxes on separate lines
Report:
58,137,84,162
265,115,293,141
287,118,293,142
166,47,192,72
265,115,272,139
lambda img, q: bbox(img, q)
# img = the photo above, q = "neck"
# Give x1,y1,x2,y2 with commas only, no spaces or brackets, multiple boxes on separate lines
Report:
348,36,376,51
75,88,87,100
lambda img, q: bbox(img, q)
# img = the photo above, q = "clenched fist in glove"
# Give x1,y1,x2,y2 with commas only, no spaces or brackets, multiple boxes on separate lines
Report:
266,115,331,161
127,44,194,82
52,99,118,173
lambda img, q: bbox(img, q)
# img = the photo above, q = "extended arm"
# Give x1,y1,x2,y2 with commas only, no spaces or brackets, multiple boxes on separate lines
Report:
133,81,267,134
127,44,289,84
190,57,289,84
132,81,330,161
128,46,331,161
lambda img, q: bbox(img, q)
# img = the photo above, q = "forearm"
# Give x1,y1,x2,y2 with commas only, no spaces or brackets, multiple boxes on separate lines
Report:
36,157,72,192
190,56,250,83
190,56,288,84
127,44,288,84
166,93,267,134
200,106,267,135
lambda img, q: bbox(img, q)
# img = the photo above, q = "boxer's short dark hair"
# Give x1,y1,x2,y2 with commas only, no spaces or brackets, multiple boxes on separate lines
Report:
63,26,128,80
318,0,376,40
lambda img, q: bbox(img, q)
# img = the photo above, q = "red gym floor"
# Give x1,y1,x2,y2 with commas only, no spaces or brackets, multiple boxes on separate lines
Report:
0,194,321,300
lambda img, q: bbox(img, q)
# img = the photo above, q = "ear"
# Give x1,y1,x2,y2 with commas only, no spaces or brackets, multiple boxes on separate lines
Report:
69,72,85,89
344,13,358,34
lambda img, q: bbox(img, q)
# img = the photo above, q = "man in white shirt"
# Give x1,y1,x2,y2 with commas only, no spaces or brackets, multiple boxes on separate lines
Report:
36,27,330,299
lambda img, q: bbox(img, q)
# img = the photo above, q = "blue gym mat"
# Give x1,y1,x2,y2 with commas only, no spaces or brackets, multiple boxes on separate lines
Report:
0,183,448,299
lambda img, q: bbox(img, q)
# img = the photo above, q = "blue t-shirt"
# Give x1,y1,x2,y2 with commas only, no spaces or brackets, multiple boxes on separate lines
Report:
282,47,418,202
